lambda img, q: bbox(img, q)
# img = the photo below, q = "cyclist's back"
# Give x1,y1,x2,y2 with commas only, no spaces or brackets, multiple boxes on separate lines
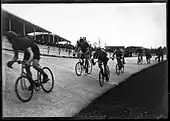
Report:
77,39,90,53
115,49,122,58
93,48,109,81
6,31,47,90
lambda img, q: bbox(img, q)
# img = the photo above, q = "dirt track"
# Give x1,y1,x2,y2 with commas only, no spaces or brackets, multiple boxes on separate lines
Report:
74,61,168,119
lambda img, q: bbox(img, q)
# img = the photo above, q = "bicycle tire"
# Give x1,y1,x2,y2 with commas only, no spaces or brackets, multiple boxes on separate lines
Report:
121,65,124,73
15,76,33,102
87,59,92,74
99,71,104,87
41,67,54,93
75,62,83,76
116,64,120,75
106,65,110,80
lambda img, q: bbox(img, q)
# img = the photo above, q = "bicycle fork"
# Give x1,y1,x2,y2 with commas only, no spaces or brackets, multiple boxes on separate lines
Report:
20,65,27,90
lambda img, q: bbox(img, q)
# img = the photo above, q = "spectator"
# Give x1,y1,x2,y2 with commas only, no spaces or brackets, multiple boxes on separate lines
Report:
47,46,50,54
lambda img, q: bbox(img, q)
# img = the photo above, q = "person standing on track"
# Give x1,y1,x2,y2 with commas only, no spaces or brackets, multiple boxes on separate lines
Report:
91,47,109,81
6,31,48,90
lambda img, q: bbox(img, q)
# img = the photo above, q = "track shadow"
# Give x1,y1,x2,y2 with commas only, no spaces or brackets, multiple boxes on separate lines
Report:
74,61,168,119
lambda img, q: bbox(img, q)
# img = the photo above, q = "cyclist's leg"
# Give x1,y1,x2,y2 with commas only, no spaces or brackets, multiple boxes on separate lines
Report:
23,51,34,90
98,60,104,76
84,54,89,73
80,53,84,65
123,56,125,64
32,59,48,83
23,51,32,79
117,58,121,69
103,58,109,81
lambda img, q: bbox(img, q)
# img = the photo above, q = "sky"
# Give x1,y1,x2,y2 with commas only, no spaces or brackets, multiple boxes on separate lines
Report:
2,3,166,48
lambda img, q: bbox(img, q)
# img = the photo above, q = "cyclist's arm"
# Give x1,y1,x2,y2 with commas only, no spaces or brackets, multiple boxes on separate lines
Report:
26,47,34,64
85,47,90,54
11,49,19,62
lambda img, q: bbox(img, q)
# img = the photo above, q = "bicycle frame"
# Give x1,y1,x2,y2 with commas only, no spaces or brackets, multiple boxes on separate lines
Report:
114,57,123,69
19,62,40,90
78,54,90,68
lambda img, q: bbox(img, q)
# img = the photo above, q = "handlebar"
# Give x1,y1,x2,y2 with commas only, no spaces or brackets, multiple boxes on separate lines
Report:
15,60,33,67
16,60,25,64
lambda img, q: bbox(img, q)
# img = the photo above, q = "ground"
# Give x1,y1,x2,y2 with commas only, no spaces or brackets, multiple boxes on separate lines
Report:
2,49,168,118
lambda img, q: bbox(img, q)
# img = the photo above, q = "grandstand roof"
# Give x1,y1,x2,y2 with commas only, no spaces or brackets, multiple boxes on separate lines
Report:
2,9,71,43
28,33,71,43
2,9,51,35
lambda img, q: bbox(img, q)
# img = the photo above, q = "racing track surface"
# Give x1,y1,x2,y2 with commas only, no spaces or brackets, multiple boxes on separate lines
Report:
2,50,162,117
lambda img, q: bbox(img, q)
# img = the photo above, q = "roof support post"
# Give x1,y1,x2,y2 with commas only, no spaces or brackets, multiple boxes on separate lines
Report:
48,33,50,45
34,28,36,40
53,33,55,45
23,23,25,36
9,18,11,31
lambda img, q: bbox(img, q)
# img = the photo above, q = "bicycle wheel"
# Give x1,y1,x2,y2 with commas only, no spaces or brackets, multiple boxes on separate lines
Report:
106,65,110,81
75,62,83,76
99,71,104,87
87,59,92,74
116,64,120,75
40,67,54,93
121,65,124,73
15,76,33,102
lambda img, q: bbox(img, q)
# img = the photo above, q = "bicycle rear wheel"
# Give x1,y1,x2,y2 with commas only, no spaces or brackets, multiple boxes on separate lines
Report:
75,62,83,76
99,71,104,87
15,76,33,102
41,67,54,93
116,64,120,75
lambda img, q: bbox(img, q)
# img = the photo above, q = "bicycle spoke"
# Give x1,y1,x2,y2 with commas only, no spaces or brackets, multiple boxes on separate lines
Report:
15,76,33,102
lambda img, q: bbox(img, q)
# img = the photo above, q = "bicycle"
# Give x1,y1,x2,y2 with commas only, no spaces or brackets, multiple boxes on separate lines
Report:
113,57,124,75
75,52,92,76
15,60,54,102
137,55,143,65
92,59,110,87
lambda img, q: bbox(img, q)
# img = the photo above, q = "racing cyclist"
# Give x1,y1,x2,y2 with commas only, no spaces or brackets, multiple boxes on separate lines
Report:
91,47,109,81
6,31,48,91
74,37,90,73
112,48,124,69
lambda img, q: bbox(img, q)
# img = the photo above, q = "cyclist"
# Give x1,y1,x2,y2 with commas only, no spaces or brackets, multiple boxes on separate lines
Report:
6,31,48,90
91,47,109,81
145,49,152,64
136,47,143,63
74,37,90,73
112,48,124,69
155,46,164,62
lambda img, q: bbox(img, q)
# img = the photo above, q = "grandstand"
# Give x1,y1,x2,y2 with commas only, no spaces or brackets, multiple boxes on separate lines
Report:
2,9,75,58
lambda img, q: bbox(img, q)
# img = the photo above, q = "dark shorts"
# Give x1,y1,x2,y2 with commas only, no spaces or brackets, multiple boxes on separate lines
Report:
98,57,109,66
23,46,40,60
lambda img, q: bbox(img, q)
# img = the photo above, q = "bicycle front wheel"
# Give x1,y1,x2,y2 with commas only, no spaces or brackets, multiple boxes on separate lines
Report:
116,64,120,75
99,71,104,87
121,65,124,73
15,76,33,102
75,62,83,76
40,67,54,93
87,59,92,74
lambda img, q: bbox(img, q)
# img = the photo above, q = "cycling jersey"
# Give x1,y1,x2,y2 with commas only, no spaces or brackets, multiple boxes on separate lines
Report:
11,36,40,60
114,49,122,57
77,41,90,53
94,50,107,61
